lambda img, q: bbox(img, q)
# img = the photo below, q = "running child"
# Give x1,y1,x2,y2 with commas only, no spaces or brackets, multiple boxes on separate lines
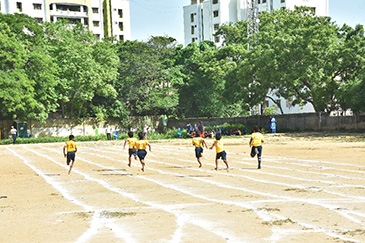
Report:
135,132,151,172
63,135,77,175
123,131,137,167
192,131,208,168
210,133,229,172
249,126,264,169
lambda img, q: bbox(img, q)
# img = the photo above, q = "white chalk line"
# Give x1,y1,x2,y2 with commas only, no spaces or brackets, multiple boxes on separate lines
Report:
28,145,235,243
155,144,365,180
149,144,365,191
157,143,365,169
75,146,364,242
91,144,365,223
7,146,135,243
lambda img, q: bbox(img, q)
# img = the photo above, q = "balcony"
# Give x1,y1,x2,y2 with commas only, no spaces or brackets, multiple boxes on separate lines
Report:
49,4,88,18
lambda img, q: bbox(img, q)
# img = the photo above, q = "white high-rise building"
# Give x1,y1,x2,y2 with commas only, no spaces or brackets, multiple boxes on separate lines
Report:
184,0,329,46
0,0,131,41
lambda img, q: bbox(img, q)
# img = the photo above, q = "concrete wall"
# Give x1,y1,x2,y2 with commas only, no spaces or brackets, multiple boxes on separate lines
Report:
0,116,162,139
1,113,364,139
166,113,365,132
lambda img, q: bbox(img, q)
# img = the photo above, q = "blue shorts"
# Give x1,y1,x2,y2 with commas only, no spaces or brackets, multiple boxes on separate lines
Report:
251,146,262,157
128,148,137,156
195,147,203,158
67,152,75,163
216,151,227,160
137,149,147,160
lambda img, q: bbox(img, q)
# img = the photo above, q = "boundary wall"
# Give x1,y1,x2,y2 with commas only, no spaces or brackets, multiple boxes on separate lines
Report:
0,113,364,138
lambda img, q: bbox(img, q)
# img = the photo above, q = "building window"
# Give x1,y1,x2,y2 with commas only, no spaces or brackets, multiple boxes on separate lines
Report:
92,8,98,14
281,0,285,2
192,38,195,43
36,18,43,23
214,24,219,30
118,9,123,18
215,36,220,43
33,3,42,10
213,0,218,4
96,34,100,39
16,2,22,12
191,26,195,34
119,22,123,31
262,0,267,3
281,7,286,10
190,13,194,22
119,35,124,41
258,0,261,3
113,8,117,11
213,10,218,17
93,21,100,27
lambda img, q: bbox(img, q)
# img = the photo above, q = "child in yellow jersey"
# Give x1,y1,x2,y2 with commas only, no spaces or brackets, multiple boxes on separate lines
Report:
63,135,77,175
249,126,264,169
192,131,208,168
135,132,151,172
123,131,137,167
210,133,229,172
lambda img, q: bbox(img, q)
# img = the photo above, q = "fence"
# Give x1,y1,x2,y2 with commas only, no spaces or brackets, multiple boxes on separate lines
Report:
1,113,364,139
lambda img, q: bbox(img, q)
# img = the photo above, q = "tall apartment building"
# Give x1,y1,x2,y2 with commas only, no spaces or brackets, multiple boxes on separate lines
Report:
0,0,131,41
184,0,329,46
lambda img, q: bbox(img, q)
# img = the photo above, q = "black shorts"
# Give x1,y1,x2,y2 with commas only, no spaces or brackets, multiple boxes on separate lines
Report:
137,149,147,160
195,147,203,158
216,151,227,160
251,146,262,157
128,148,137,156
67,152,75,163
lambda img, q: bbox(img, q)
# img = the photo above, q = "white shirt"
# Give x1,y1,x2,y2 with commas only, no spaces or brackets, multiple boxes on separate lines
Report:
10,128,17,135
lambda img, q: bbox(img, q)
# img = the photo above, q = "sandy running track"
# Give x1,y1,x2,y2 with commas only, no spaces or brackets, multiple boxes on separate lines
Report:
0,135,364,243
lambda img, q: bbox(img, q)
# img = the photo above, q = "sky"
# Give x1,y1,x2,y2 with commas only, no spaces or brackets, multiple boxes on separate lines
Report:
129,0,365,45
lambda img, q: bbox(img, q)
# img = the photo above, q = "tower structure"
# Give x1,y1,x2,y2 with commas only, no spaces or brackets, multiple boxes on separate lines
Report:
246,0,259,50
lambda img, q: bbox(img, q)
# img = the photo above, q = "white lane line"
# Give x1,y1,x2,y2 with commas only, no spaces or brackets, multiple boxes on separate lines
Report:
155,144,365,179
75,146,363,242
156,143,365,169
7,146,135,243
26,146,235,243
86,145,365,220
148,145,365,194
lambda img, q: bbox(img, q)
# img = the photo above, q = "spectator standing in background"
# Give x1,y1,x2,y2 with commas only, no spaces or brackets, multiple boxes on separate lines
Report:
105,124,111,140
143,124,149,139
10,126,17,145
198,121,205,138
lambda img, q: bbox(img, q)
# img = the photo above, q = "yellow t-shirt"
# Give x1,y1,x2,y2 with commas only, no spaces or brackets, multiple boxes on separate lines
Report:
214,140,224,153
251,132,264,147
135,140,149,150
127,137,137,149
192,137,204,147
65,140,77,152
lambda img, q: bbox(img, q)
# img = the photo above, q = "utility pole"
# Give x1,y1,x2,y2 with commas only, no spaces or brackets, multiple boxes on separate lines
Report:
246,0,259,51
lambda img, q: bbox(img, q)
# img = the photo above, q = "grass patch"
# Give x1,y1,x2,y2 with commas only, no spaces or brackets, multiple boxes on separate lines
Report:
258,207,280,212
262,218,295,226
342,229,365,236
100,211,136,218
75,211,93,219
283,188,308,192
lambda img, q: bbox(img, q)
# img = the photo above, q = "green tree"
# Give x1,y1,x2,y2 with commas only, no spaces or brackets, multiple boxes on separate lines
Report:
176,41,245,117
335,24,365,113
218,8,342,113
116,37,183,116
0,15,57,121
44,21,118,119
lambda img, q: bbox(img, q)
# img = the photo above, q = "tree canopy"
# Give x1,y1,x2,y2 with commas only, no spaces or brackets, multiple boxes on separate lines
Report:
0,9,364,123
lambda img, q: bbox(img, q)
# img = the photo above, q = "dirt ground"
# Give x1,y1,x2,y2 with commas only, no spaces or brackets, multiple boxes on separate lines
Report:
0,134,364,243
